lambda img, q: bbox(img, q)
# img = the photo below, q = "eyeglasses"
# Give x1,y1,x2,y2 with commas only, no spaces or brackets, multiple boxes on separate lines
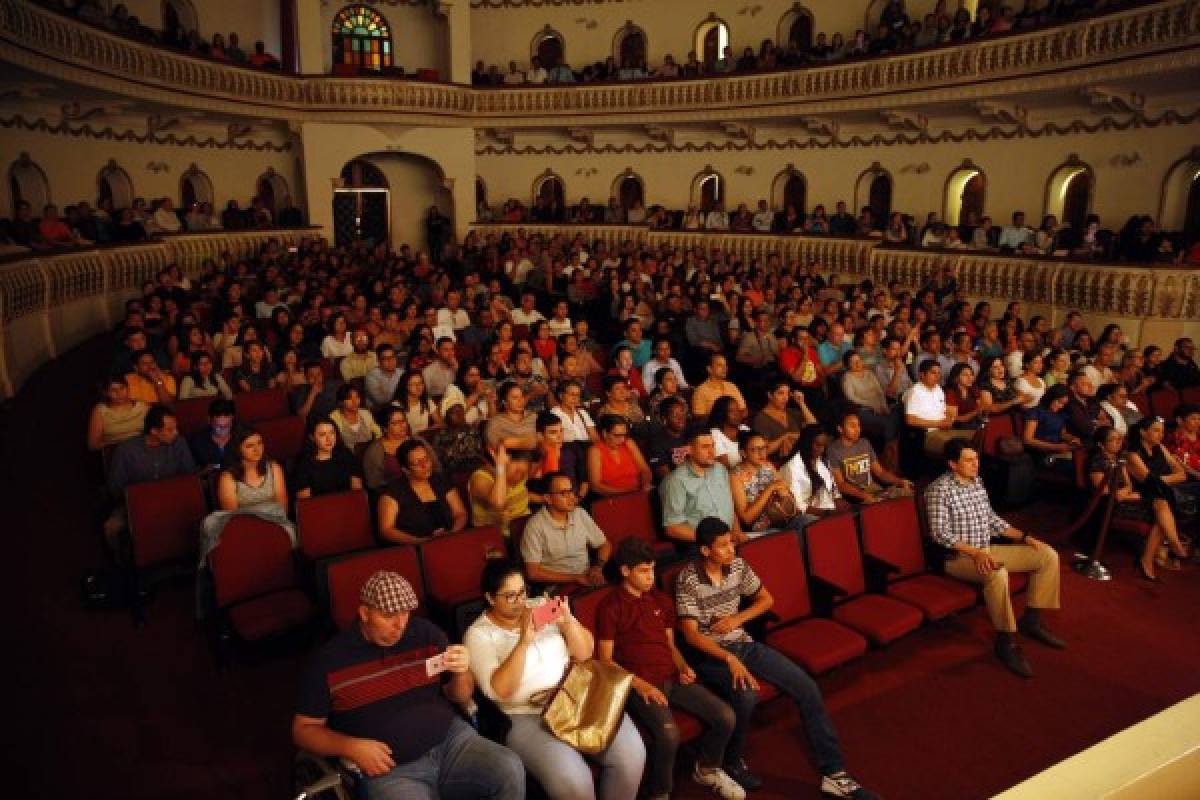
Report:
606,431,629,439
746,445,767,453
496,586,528,603
549,488,577,497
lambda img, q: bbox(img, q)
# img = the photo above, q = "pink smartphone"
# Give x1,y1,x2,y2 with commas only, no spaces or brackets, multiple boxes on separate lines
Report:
531,598,563,630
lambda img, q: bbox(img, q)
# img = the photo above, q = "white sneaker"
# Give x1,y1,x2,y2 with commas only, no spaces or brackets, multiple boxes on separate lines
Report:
693,764,747,799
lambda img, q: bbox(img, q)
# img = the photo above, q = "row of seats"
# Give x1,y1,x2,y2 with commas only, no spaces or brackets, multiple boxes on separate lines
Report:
173,387,305,461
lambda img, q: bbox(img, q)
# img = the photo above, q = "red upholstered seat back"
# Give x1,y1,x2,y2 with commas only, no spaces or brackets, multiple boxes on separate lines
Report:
979,413,1016,458
591,492,658,550
860,497,925,580
805,514,866,597
740,531,812,627
209,515,298,609
297,490,375,561
255,415,306,462
419,526,505,605
234,388,289,423
570,587,613,635
173,397,212,437
126,474,208,568
325,546,424,630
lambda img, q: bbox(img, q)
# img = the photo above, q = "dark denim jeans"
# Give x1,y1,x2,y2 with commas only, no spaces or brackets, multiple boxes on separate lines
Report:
626,678,737,795
694,639,844,776
363,717,525,800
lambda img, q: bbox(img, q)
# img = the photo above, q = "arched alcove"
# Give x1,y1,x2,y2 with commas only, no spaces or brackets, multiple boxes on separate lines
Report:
944,161,987,226
1159,148,1200,238
179,164,213,209
532,169,566,210
1044,155,1094,233
97,160,134,210
256,168,291,216
695,14,729,65
770,165,806,214
611,169,644,210
532,26,565,67
854,163,892,229
778,4,814,50
161,0,197,37
8,153,50,217
613,21,647,67
334,158,390,246
691,166,725,212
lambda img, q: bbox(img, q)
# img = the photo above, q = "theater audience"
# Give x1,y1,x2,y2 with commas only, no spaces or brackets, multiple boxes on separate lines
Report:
179,351,232,399
292,417,363,499
1167,403,1200,480
751,379,812,459
660,429,743,544
468,443,538,535
361,406,412,491
88,374,148,451
827,410,912,503
377,439,467,544
393,372,441,435
200,426,294,563
330,384,380,451
126,349,177,404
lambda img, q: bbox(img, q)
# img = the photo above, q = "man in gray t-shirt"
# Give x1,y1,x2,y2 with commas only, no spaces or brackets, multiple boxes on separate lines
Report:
826,411,913,503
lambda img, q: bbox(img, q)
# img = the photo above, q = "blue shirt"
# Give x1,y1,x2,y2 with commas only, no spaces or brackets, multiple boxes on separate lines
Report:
817,340,853,368
660,460,735,531
1025,407,1067,444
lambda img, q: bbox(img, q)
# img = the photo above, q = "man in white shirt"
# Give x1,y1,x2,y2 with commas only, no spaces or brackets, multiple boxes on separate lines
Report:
150,197,182,234
641,337,689,392
998,211,1033,251
545,300,573,338
510,292,546,327
704,202,730,231
526,56,548,84
437,289,471,332
1082,343,1118,390
751,200,774,233
502,60,525,84
904,360,973,456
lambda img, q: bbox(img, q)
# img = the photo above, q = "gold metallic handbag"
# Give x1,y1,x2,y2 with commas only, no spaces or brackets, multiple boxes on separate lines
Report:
540,659,633,755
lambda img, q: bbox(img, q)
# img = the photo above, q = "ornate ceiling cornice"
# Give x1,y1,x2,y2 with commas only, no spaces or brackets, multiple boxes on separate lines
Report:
469,0,634,7
0,113,293,151
474,108,1200,155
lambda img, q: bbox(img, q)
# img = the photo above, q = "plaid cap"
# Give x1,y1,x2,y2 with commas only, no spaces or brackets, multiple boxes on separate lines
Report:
360,571,418,613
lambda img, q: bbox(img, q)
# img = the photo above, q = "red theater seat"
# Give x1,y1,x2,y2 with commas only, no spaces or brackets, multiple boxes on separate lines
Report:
590,492,673,556
208,515,313,641
235,388,289,422
126,474,207,569
296,490,375,562
323,546,424,630
173,397,212,437
740,532,867,674
805,515,923,645
255,415,306,462
420,525,505,608
859,497,976,620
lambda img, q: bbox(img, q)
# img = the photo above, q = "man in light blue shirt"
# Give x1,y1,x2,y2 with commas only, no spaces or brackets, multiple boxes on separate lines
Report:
660,429,743,544
998,211,1033,251
817,323,853,374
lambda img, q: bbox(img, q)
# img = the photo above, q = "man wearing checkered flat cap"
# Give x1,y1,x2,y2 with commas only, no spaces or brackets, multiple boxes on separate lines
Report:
294,570,525,798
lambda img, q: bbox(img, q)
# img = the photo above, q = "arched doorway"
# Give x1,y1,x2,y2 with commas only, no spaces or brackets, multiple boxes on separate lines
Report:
855,164,891,229
333,158,389,246
691,168,724,212
1158,149,1200,238
255,169,290,217
533,171,565,209
532,26,564,67
771,166,806,214
614,22,646,67
1187,175,1200,243
162,0,197,38
331,4,393,71
612,170,644,211
944,162,986,226
8,153,50,217
695,15,729,65
97,160,134,210
179,164,213,210
778,4,814,50
1044,156,1094,233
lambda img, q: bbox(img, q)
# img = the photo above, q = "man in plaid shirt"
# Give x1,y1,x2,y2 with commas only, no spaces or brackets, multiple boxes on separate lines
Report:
925,440,1065,678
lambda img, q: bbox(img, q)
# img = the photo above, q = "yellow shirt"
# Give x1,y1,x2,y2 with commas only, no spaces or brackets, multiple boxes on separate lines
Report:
125,372,177,404
690,379,746,418
469,467,530,535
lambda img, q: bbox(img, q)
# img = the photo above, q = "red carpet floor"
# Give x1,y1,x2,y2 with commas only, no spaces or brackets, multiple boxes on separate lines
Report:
4,335,1200,800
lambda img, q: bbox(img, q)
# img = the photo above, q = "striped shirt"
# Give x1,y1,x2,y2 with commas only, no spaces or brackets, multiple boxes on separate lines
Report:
924,471,1010,551
675,558,762,644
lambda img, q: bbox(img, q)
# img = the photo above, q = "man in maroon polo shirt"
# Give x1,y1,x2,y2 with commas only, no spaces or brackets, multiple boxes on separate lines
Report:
595,539,745,800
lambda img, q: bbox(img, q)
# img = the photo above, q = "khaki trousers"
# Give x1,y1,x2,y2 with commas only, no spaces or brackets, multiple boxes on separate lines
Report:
944,544,1061,632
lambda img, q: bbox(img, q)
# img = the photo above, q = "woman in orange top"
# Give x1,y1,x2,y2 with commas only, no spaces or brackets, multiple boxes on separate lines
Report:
586,414,652,497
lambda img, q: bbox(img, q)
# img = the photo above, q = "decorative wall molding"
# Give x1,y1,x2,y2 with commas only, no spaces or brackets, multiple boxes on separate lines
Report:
474,108,1200,155
0,113,294,151
469,0,635,8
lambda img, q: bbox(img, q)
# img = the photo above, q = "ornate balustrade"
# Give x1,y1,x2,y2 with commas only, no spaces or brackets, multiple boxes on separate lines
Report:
2,0,1196,123
470,223,1200,348
0,229,314,399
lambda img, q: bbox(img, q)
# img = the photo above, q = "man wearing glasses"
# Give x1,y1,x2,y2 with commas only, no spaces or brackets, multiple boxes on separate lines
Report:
520,472,612,589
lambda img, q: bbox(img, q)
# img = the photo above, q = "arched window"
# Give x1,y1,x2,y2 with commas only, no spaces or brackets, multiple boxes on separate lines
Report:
691,167,724,212
97,160,134,210
532,26,565,68
1159,149,1200,239
1044,156,1094,233
533,170,565,209
695,15,729,66
8,153,50,218
179,164,213,210
771,166,806,214
331,5,393,71
162,0,197,39
612,170,644,211
778,4,814,51
614,22,647,68
854,163,891,230
944,161,986,226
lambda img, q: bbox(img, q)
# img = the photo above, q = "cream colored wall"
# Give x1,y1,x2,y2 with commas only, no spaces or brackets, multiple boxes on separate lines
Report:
120,0,281,54
0,113,298,217
467,0,938,70
475,118,1200,229
365,154,454,251
298,122,475,250
319,2,448,76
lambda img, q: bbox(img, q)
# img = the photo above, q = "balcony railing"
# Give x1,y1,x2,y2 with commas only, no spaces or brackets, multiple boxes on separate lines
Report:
0,228,316,399
1,0,1196,121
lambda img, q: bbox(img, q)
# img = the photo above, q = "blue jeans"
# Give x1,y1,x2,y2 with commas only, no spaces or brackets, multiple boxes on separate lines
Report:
694,640,844,776
506,712,645,800
364,717,525,800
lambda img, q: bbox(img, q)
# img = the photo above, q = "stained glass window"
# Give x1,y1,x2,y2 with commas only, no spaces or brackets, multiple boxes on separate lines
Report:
331,5,393,70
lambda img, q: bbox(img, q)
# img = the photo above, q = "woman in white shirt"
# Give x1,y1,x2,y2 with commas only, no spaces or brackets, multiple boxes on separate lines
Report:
709,395,750,469
780,427,842,516
1012,351,1047,410
551,379,598,444
464,560,645,800
319,312,354,359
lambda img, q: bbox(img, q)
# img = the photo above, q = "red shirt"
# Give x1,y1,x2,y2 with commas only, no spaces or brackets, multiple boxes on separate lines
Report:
594,587,678,686
779,345,821,387
1167,429,1200,472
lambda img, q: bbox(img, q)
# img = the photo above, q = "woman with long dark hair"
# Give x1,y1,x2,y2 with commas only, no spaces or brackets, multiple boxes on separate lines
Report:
292,416,362,499
199,425,294,563
1126,417,1190,573
780,425,842,517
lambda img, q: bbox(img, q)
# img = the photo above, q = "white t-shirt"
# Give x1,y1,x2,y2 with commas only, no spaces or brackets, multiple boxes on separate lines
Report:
546,317,573,337
641,357,688,391
320,333,354,359
1012,376,1045,409
551,406,595,443
510,308,546,326
437,308,471,331
904,382,947,423
711,425,749,467
464,607,572,714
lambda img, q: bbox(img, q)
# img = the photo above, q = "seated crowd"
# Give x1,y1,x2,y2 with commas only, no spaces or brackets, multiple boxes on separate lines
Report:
0,192,305,256
88,227,1200,798
471,0,1141,87
39,0,280,69
479,197,1198,266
